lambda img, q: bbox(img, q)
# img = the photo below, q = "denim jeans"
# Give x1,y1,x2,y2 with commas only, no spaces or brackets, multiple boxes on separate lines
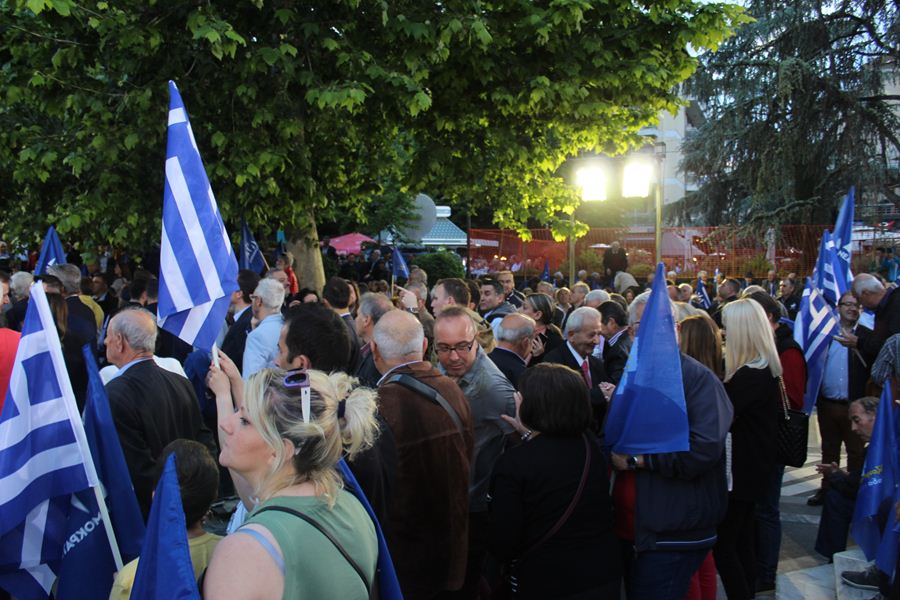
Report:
755,464,785,585
628,548,710,600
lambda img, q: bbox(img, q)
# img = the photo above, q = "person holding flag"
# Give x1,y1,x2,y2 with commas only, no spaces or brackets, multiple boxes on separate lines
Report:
203,368,380,599
34,225,66,276
604,265,733,600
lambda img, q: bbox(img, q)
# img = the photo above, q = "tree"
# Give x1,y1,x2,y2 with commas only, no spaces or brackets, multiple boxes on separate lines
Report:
680,0,900,228
0,0,745,286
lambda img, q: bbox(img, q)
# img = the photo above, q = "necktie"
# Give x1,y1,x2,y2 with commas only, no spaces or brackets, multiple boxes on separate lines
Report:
581,359,592,389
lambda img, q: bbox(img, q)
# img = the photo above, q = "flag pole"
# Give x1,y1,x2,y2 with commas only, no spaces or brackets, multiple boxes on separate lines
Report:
211,342,220,370
92,484,125,571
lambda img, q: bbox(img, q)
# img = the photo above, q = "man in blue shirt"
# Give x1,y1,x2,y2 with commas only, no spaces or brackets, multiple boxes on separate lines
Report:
809,291,871,506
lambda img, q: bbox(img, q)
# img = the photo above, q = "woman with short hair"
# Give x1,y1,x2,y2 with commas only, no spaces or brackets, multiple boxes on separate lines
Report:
204,368,379,600
488,363,622,599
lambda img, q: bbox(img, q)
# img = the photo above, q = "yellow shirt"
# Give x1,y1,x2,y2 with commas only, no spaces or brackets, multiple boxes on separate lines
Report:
78,294,104,332
108,531,222,599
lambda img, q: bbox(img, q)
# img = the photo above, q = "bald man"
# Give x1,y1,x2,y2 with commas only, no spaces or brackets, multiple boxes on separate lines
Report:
105,307,215,517
372,311,474,598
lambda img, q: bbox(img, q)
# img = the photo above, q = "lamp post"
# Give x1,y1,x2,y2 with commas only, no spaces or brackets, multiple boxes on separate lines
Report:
653,141,666,266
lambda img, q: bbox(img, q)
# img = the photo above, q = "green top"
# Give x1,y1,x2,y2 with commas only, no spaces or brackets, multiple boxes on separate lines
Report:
243,490,378,600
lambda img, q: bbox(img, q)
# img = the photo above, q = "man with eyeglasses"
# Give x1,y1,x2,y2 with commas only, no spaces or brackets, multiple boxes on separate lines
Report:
434,305,516,598
808,291,872,507
837,273,900,366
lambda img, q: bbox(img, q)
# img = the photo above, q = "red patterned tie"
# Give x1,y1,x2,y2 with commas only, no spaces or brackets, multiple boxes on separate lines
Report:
581,359,592,389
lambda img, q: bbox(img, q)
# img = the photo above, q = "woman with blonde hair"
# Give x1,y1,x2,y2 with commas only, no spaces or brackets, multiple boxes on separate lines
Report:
713,299,783,600
204,368,379,599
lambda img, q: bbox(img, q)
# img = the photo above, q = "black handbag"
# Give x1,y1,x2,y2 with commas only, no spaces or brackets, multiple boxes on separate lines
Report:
775,376,809,468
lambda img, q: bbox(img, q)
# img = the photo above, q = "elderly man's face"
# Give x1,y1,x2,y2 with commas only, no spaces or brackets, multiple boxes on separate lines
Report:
270,271,290,295
497,274,515,295
850,402,876,442
434,316,478,378
568,313,603,357
779,280,794,297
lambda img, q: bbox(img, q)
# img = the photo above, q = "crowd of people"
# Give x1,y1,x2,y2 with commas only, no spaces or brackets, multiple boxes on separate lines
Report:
0,240,899,600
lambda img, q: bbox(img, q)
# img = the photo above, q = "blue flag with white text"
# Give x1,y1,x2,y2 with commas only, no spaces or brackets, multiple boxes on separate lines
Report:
239,218,266,274
130,454,199,600
55,346,145,600
604,263,689,454
813,230,848,308
695,276,712,310
392,246,410,280
35,226,66,276
338,459,403,600
853,383,898,560
157,81,239,352
0,284,98,599
876,384,900,579
833,187,855,283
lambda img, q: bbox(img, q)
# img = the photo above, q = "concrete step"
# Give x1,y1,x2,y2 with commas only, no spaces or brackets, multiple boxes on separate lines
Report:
833,547,876,600
775,563,836,599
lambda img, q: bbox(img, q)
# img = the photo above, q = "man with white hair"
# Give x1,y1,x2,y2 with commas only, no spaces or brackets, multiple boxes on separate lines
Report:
373,310,473,598
584,288,611,309
354,292,396,386
6,271,33,331
837,273,900,364
105,306,214,517
242,277,285,379
488,313,535,386
542,306,613,426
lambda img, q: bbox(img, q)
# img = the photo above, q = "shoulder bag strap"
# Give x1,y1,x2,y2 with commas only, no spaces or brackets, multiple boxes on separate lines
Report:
521,433,593,558
254,506,372,597
383,373,465,436
777,375,790,420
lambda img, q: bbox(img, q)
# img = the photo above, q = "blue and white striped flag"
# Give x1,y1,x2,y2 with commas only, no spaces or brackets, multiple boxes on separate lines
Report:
391,246,410,280
157,81,238,352
794,279,840,414
0,283,99,598
814,230,848,308
695,276,712,310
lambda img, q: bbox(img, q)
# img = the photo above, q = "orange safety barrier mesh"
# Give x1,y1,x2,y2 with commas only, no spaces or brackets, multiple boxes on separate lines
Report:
466,225,890,280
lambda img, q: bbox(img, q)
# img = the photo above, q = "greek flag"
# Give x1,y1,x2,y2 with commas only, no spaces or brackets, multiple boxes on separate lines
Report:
0,284,99,598
695,276,712,310
157,81,238,352
832,187,855,283
794,278,840,414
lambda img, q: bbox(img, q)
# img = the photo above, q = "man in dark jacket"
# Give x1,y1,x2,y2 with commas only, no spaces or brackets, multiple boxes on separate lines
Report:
598,300,631,384
488,313,534,387
220,269,261,374
105,307,215,518
841,273,900,365
373,311,474,599
610,292,733,600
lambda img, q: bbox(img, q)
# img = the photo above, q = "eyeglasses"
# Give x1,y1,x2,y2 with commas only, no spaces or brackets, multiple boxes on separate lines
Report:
435,338,477,355
838,302,860,309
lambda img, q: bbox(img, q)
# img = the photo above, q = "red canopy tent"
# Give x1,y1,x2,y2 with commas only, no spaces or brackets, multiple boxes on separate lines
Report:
329,233,375,255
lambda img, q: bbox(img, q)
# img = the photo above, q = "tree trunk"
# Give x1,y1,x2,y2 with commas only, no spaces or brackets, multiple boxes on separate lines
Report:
290,213,326,293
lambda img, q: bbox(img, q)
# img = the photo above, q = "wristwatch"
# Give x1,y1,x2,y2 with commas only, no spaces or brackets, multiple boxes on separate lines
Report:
626,455,639,470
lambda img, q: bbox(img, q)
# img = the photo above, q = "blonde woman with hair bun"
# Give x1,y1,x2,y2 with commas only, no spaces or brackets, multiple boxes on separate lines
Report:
714,298,783,600
204,367,379,600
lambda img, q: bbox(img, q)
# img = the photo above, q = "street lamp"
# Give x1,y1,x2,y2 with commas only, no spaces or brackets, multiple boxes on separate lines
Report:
570,165,608,285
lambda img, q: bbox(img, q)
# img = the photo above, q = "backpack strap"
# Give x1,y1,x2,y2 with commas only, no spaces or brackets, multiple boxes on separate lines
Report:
254,505,372,598
383,373,465,436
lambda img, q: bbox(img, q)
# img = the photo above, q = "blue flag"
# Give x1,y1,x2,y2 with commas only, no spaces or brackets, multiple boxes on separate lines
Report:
853,383,898,560
604,263,689,454
130,454,199,600
392,247,410,280
338,459,403,600
157,81,239,352
813,230,848,308
877,384,900,578
0,284,98,599
833,187,855,283
794,240,842,413
541,260,551,282
55,346,146,600
35,226,66,276
239,218,266,274
695,275,712,310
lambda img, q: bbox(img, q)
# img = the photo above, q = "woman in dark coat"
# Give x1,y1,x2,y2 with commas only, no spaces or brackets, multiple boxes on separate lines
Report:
714,298,783,600
488,363,622,599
